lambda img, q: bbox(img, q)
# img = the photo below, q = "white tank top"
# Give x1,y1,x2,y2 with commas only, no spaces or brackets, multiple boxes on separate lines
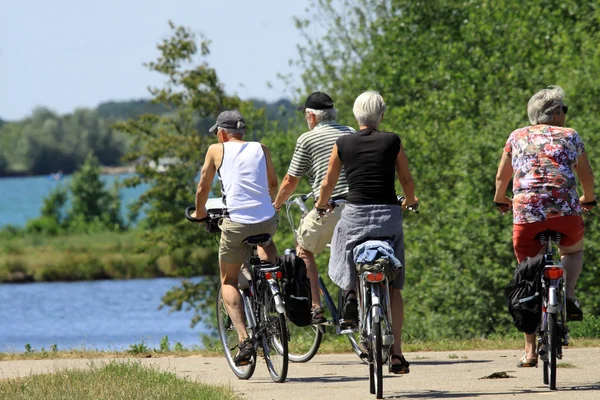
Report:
218,141,275,224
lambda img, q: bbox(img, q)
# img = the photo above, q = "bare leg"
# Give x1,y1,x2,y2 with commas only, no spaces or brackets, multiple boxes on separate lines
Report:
559,239,584,298
524,332,537,360
297,246,321,308
390,288,404,358
220,260,248,342
258,241,278,262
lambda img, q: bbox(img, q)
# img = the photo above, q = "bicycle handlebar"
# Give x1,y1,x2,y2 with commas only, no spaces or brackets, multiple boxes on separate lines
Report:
184,206,211,223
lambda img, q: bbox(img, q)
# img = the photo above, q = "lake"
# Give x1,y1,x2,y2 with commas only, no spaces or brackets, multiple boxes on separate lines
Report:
0,278,210,352
0,174,148,228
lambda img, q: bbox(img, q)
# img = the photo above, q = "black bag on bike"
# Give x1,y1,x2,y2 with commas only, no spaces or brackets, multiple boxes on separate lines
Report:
504,253,545,334
279,251,312,327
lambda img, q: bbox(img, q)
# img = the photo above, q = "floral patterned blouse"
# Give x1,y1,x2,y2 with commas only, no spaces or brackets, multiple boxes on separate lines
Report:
504,125,585,224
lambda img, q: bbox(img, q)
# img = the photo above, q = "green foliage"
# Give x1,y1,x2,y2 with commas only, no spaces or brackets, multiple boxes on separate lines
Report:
127,339,149,355
0,107,128,176
294,0,600,339
117,21,287,323
24,153,127,236
158,336,171,352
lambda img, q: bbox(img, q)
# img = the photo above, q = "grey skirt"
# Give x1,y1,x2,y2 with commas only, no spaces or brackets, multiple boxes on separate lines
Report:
328,203,405,290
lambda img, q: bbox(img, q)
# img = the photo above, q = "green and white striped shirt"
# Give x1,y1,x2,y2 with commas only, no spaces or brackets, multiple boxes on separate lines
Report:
288,121,355,199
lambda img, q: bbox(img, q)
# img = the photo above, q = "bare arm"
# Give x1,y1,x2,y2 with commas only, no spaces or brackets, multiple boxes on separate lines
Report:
316,144,342,208
273,174,301,211
261,144,279,201
493,151,513,209
395,147,417,205
574,151,595,205
194,145,218,219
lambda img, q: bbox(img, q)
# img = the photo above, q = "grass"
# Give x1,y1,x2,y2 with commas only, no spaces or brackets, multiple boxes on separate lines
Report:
0,230,210,282
2,336,600,362
0,361,239,400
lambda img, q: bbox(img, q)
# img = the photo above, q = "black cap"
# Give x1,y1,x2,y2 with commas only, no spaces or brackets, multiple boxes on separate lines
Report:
208,110,246,134
297,92,334,112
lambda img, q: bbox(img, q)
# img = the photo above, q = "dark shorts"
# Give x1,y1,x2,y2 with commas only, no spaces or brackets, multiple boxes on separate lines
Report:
513,215,584,262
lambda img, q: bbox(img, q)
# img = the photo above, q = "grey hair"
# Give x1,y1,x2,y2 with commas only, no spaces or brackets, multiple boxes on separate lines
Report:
353,90,386,127
305,107,337,123
222,127,245,137
527,85,565,125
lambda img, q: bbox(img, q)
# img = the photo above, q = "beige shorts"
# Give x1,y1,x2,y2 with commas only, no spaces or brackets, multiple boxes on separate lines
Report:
297,205,344,254
219,213,279,264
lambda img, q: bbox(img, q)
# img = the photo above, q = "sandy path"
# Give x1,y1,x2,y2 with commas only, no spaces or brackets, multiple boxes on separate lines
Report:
1,348,599,399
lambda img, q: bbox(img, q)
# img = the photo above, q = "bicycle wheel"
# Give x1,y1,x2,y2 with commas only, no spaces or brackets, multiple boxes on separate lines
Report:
547,311,557,390
216,284,256,380
373,320,384,399
261,289,289,383
286,322,322,363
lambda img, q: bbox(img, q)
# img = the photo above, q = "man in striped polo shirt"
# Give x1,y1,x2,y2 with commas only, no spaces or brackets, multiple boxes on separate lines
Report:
273,92,354,324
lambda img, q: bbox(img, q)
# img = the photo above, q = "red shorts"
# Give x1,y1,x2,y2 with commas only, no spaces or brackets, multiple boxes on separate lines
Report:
513,215,584,263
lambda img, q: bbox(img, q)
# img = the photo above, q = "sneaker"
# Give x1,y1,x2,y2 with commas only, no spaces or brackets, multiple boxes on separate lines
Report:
232,338,255,366
566,297,583,321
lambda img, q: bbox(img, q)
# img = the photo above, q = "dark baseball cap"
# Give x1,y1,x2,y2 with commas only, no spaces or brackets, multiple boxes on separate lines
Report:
297,92,334,111
208,110,246,134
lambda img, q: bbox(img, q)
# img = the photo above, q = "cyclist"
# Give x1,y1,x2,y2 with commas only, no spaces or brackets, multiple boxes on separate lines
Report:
494,86,595,367
316,90,418,374
273,92,354,324
192,110,279,366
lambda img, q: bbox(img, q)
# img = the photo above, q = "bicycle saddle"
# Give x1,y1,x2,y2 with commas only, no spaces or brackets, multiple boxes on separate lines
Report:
535,230,561,244
243,234,272,245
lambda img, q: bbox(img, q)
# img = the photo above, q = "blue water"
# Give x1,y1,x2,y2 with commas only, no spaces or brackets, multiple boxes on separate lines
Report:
0,278,211,352
0,174,148,228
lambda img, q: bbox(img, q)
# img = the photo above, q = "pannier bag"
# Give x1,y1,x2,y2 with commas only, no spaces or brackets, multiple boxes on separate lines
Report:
279,250,312,326
504,253,546,334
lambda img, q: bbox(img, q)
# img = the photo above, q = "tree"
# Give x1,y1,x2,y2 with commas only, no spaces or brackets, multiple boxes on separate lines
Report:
116,22,277,326
294,0,600,338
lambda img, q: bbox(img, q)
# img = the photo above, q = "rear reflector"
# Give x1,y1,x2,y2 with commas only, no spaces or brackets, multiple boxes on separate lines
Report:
544,267,563,280
365,272,385,283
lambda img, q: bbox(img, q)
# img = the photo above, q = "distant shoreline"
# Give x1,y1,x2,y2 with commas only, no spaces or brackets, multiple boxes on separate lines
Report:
0,164,136,179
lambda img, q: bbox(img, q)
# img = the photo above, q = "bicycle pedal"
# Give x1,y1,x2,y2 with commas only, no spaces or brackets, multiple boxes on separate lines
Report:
340,328,355,335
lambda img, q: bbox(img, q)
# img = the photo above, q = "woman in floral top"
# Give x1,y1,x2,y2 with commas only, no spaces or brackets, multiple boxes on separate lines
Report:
494,85,595,367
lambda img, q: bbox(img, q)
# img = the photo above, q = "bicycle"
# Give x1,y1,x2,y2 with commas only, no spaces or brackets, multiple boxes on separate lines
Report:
282,193,367,363
353,196,418,399
497,200,596,391
185,201,289,383
537,230,568,390
284,193,418,399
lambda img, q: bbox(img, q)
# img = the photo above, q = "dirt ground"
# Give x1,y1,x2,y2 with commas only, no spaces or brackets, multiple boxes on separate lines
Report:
1,348,599,399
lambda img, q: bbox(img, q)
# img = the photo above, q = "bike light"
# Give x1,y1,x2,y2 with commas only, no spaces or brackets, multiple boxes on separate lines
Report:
365,272,385,283
544,267,563,280
265,272,272,280
276,271,283,279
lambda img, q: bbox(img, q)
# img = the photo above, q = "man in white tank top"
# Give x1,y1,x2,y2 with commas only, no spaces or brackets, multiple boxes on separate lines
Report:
193,110,279,365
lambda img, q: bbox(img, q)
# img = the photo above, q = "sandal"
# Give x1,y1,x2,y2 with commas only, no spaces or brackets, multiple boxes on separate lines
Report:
389,354,410,374
232,338,255,366
311,306,327,324
341,291,359,327
517,354,537,368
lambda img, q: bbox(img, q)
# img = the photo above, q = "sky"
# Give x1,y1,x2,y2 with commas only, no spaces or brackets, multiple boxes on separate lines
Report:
0,0,317,120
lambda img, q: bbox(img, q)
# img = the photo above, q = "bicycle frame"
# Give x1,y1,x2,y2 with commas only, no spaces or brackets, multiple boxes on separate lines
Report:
359,274,394,354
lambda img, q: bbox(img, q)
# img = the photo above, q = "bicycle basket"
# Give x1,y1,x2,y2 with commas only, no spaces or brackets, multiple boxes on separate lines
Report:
356,257,398,282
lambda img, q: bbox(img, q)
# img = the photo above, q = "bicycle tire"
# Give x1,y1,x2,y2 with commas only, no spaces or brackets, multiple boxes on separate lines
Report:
216,284,256,380
261,288,289,383
548,311,557,390
373,320,383,399
286,322,323,363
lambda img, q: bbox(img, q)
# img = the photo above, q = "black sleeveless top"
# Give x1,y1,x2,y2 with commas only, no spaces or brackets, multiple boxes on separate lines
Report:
336,129,401,205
